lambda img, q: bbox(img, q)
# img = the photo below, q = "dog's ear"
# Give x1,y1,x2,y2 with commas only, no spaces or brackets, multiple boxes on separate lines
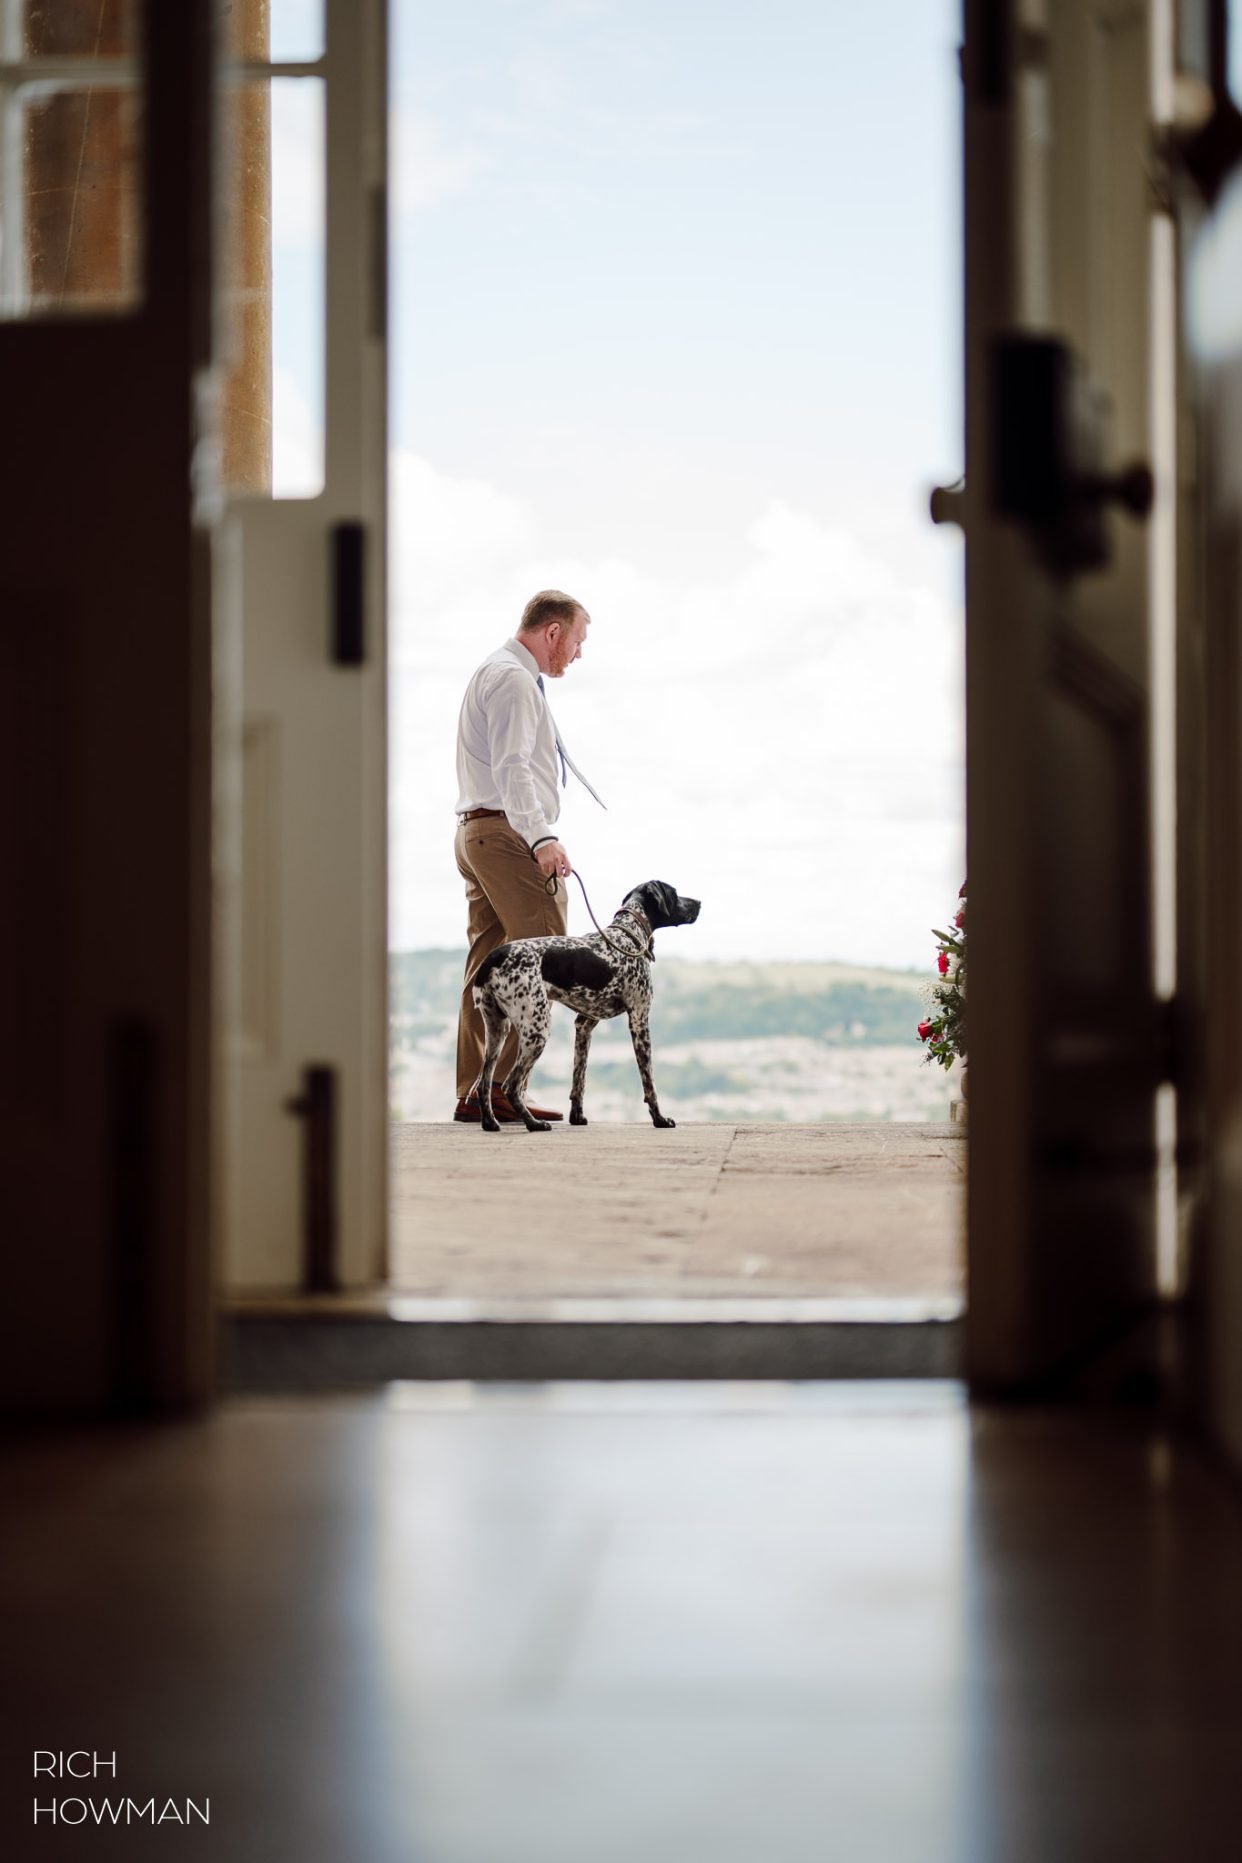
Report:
638,882,700,929
646,881,680,928
626,880,682,929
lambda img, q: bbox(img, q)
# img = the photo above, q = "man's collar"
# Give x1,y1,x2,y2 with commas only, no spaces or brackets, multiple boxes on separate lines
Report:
504,636,541,680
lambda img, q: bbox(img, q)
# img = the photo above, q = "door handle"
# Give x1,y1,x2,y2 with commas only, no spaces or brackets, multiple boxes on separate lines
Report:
930,478,966,529
330,521,366,667
991,336,1152,576
1075,462,1154,520
284,1064,340,1293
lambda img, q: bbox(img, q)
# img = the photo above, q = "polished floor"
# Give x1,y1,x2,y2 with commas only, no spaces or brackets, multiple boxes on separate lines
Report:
391,1123,965,1299
4,1383,1242,1862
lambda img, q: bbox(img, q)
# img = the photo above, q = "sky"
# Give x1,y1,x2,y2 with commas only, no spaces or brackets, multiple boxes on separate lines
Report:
273,0,966,969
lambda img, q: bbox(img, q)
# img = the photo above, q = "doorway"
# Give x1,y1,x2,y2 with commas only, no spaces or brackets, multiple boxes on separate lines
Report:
386,0,968,1315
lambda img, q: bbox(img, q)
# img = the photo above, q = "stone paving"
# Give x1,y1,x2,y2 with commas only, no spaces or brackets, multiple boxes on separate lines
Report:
391,1123,965,1301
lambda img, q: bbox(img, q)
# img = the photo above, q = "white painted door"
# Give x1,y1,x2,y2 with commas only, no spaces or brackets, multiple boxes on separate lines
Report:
962,0,1165,1387
222,0,388,1292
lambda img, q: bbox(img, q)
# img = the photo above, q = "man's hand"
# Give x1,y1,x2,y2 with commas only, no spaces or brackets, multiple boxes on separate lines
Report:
534,839,571,880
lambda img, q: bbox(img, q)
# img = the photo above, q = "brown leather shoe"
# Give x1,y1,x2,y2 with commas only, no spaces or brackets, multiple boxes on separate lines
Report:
499,1087,564,1121
454,1083,513,1122
453,1083,563,1122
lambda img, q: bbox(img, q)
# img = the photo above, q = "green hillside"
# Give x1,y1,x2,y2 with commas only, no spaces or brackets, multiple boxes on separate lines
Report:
390,949,928,1047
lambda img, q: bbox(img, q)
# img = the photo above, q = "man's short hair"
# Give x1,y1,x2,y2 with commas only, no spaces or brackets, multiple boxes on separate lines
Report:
519,590,584,633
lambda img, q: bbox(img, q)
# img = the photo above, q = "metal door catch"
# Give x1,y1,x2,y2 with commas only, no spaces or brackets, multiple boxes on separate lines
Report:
991,336,1153,576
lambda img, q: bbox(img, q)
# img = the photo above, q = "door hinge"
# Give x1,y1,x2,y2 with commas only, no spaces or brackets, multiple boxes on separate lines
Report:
1163,88,1242,208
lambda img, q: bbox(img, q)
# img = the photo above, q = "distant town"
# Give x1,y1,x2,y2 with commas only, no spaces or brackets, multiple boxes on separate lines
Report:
390,950,957,1124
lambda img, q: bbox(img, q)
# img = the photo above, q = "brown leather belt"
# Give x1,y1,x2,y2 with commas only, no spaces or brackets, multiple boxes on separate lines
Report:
459,807,506,823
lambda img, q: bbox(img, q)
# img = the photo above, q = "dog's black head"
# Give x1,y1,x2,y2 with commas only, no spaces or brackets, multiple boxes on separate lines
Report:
624,881,701,932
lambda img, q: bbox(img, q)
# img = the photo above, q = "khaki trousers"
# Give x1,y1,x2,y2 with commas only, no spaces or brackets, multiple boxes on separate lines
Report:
454,816,567,1099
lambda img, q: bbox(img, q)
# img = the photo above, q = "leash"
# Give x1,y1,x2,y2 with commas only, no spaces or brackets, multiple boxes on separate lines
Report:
541,864,653,958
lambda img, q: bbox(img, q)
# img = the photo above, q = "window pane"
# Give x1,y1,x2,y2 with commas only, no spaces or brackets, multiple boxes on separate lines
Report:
219,75,324,495
1,85,142,316
23,0,140,58
270,0,323,64
271,76,324,493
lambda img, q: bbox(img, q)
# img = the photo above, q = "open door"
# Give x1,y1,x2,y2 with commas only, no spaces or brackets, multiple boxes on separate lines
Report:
1171,0,1242,1466
221,0,388,1294
962,0,1164,1388
0,1,216,1413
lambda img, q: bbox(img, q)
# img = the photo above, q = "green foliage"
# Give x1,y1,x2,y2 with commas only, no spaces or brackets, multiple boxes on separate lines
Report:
653,979,923,1043
583,1056,753,1096
917,889,966,1070
389,948,467,1023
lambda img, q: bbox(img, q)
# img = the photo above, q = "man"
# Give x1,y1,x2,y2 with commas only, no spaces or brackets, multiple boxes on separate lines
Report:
453,589,602,1121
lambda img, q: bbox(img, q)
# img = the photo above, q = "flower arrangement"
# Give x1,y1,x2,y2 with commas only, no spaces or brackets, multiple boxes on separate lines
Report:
918,882,966,1070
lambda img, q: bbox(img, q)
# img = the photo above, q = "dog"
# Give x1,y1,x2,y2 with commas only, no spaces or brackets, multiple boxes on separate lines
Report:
471,880,701,1133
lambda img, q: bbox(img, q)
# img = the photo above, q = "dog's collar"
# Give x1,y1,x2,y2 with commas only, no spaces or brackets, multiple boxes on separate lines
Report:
609,906,654,959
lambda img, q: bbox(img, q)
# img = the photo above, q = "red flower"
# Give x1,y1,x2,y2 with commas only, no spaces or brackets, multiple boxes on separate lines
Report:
938,952,949,975
958,881,967,898
917,1021,934,1041
954,908,965,927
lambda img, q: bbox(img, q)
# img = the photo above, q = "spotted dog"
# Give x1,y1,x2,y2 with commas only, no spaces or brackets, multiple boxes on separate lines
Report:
471,880,701,1133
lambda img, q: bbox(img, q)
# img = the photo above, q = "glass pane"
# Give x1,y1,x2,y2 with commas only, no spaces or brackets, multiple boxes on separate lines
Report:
23,0,140,57
271,0,323,64
1231,1,1242,108
223,0,324,64
271,76,324,493
219,75,324,495
1,85,142,315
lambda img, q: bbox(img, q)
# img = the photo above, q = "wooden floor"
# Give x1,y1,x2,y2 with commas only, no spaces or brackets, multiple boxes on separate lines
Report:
6,1384,1242,1861
391,1122,966,1300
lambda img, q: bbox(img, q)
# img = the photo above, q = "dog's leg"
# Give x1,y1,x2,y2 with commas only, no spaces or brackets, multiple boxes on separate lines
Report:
503,993,553,1133
476,995,509,1134
569,1015,597,1126
627,1008,675,1128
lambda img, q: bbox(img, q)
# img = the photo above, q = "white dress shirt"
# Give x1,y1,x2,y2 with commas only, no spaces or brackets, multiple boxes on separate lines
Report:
455,638,562,849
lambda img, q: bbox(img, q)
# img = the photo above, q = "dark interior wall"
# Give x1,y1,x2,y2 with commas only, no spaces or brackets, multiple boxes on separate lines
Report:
0,0,216,1416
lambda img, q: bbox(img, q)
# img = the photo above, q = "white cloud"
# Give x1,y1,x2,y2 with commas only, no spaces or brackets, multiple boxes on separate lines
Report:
389,451,533,626
389,451,965,969
392,108,489,216
267,97,487,265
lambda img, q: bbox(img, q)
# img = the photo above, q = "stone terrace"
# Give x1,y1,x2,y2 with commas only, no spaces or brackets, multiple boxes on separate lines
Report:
391,1123,965,1303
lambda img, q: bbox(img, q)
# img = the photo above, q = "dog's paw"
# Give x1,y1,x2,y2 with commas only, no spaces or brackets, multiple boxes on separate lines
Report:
569,1109,588,1126
481,1116,502,1134
526,1119,551,1133
651,1113,676,1129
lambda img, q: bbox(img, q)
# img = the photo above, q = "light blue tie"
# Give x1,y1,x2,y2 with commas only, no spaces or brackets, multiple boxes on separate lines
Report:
536,674,569,788
535,673,606,809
